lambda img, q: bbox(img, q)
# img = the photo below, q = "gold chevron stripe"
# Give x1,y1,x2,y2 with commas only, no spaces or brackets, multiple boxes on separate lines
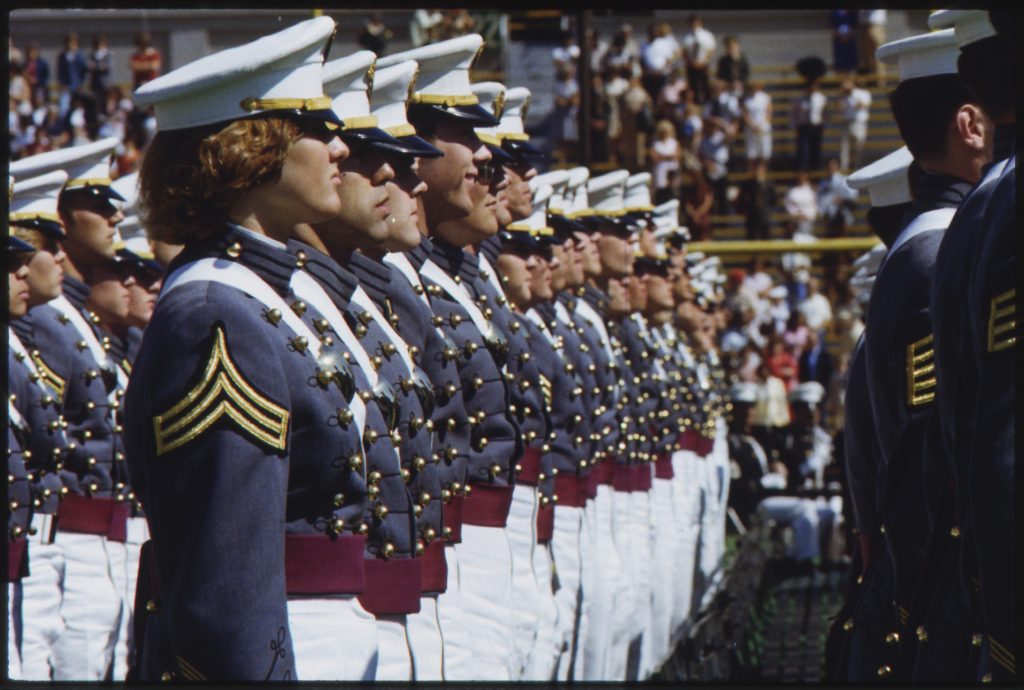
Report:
154,326,289,456
988,289,1016,353
30,351,66,402
538,373,553,408
176,655,206,680
906,334,936,407
988,636,1016,671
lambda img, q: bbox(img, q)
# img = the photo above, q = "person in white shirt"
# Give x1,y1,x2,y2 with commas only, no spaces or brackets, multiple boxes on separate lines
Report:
698,118,730,213
681,14,716,103
834,78,871,172
790,80,827,170
784,170,818,235
856,9,887,80
704,78,741,140
641,21,679,99
742,80,773,167
817,157,858,236
552,30,581,73
798,277,833,332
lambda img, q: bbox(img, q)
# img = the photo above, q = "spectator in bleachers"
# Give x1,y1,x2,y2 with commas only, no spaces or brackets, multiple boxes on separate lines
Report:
23,43,49,105
791,79,827,171
817,157,857,237
784,170,818,235
783,310,811,361
742,80,773,169
705,78,742,141
798,277,833,333
682,158,714,241
829,10,859,76
604,65,629,164
56,33,87,119
681,100,703,154
856,10,887,82
681,14,716,104
603,25,640,78
589,71,611,163
587,28,608,75
751,361,792,433
698,117,731,214
716,35,750,96
641,21,680,100
440,10,476,39
834,78,871,172
552,63,580,163
9,36,24,68
358,15,394,56
87,35,112,108
656,66,688,123
765,329,799,391
797,327,834,403
410,9,443,47
620,73,654,170
649,118,682,204
129,32,161,89
739,158,776,240
552,30,581,74
766,285,791,335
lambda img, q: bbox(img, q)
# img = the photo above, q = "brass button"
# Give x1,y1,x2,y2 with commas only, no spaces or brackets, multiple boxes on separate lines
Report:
971,633,982,647
885,632,900,645
842,619,853,631
226,242,242,258
374,504,389,519
916,625,928,642
981,673,992,684
877,665,892,677
381,542,395,558
950,526,960,538
146,599,159,613
161,671,174,682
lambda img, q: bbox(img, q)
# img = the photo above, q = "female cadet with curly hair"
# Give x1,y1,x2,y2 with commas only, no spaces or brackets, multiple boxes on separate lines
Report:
123,18,385,682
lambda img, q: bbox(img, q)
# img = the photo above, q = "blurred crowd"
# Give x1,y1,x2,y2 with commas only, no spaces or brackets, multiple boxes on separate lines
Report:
547,11,887,240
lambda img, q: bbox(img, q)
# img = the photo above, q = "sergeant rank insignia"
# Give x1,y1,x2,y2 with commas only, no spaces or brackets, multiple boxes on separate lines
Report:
153,326,289,455
906,334,936,407
986,288,1015,353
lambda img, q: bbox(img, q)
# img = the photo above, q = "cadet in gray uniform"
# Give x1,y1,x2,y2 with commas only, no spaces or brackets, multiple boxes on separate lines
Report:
10,138,131,682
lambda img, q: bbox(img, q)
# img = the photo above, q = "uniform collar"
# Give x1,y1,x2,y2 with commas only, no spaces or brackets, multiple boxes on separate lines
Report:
287,240,359,308
579,283,609,312
168,224,296,297
61,274,91,311
347,250,393,309
992,123,1015,164
404,234,434,271
428,237,480,284
477,235,502,264
905,170,974,221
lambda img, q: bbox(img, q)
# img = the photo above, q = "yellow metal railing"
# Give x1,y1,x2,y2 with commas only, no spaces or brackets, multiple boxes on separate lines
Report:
686,237,879,255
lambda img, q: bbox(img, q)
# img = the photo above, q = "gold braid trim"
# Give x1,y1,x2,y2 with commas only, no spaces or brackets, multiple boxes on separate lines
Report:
153,326,289,456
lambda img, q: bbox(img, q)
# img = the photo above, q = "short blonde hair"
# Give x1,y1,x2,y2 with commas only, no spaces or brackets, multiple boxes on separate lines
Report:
655,119,676,140
139,117,304,245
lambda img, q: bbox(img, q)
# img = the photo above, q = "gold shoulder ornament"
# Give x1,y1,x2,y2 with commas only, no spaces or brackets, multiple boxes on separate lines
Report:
153,326,289,456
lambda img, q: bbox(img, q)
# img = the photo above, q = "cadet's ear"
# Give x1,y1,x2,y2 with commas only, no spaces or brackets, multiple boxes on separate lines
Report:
953,103,991,153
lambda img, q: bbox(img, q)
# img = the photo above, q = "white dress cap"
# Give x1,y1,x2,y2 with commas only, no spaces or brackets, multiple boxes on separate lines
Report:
768,285,788,300
508,184,554,235
377,34,485,108
497,87,532,140
111,171,140,213
651,198,679,236
929,9,997,48
10,170,69,226
370,60,419,136
847,146,913,208
684,251,705,265
470,81,506,144
789,381,825,406
10,137,124,200
134,16,338,131
623,172,654,212
587,169,630,216
876,29,958,82
566,166,592,217
530,169,570,213
323,50,379,129
728,382,760,404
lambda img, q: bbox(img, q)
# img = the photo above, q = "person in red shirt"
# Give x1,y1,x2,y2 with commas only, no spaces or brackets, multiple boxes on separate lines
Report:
129,32,161,89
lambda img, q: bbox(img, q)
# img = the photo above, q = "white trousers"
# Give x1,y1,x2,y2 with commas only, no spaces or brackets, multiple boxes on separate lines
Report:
758,496,821,561
444,524,514,680
549,504,584,681
8,582,21,680
506,484,542,680
17,539,63,680
527,539,561,681
51,531,123,681
374,615,413,680
406,594,444,681
434,544,462,681
670,451,702,645
606,488,641,680
287,595,378,680
632,488,656,679
648,477,677,673
111,517,148,680
573,497,597,680
581,484,625,680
